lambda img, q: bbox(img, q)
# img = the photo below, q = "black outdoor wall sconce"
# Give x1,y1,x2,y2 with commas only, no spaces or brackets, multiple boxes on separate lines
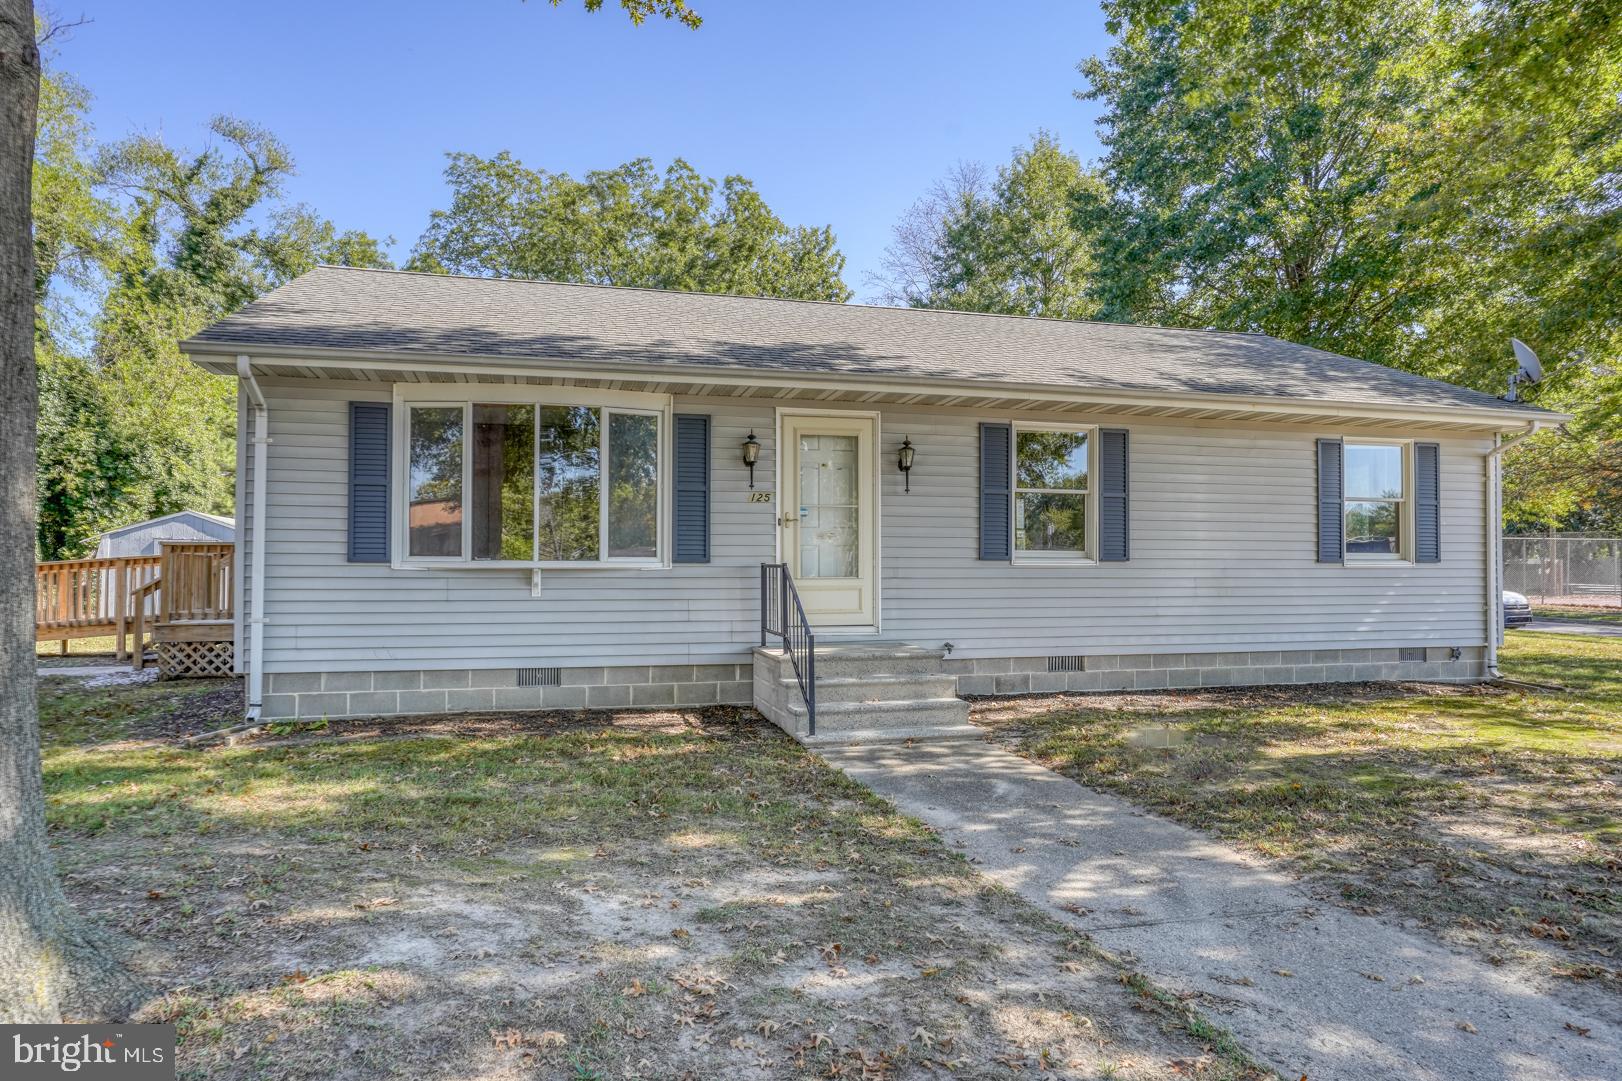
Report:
897,435,916,492
742,431,761,488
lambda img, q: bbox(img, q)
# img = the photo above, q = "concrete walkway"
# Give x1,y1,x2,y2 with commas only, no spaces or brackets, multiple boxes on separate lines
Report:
37,664,129,678
37,665,157,687
822,740,1620,1081
1523,618,1622,638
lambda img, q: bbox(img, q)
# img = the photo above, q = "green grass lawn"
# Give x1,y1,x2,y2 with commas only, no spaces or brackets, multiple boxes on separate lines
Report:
1534,605,1622,625
38,686,1263,1081
977,632,1622,993
36,634,122,662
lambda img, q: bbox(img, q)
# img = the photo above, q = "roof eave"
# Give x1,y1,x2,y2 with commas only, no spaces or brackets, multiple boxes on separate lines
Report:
180,337,1572,430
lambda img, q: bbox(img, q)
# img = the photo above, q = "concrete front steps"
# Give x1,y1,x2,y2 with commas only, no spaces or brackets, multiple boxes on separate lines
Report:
752,643,978,746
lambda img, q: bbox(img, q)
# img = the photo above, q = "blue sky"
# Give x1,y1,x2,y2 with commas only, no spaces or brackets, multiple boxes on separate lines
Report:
51,0,1111,300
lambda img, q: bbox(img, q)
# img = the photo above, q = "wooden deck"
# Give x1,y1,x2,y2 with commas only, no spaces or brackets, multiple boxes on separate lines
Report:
36,541,235,676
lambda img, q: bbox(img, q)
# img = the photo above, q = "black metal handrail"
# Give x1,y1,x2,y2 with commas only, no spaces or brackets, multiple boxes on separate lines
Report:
760,562,816,736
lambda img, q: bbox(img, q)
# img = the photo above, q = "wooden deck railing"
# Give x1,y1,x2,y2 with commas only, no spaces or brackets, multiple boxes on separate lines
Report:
37,541,235,665
158,542,235,623
35,554,162,659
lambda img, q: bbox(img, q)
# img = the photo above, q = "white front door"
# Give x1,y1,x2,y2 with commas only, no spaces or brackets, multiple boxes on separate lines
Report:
780,412,876,629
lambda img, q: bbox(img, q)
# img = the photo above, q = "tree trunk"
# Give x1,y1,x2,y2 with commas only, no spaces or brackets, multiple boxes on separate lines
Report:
0,0,143,1022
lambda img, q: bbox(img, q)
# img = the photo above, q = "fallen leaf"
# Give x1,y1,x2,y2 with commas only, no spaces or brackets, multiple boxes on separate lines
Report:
353,897,398,911
1564,1022,1591,1038
1457,1021,1477,1034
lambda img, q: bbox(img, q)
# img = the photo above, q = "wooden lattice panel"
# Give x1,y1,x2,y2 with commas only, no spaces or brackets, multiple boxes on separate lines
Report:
159,641,235,679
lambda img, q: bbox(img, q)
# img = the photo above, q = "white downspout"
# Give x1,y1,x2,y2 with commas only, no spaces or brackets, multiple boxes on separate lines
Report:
237,356,269,720
1483,422,1544,678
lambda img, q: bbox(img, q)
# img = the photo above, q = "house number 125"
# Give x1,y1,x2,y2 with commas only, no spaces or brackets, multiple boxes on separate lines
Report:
747,491,773,503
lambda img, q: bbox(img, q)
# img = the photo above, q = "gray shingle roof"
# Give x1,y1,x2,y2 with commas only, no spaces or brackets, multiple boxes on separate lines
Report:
186,266,1548,417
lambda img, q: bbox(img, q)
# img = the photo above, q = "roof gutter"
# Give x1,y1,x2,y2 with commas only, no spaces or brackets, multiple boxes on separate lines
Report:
1482,421,1551,678
183,340,1569,432
237,356,269,723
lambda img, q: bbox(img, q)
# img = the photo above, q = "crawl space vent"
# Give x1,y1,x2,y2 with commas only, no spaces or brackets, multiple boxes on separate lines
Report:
1046,656,1085,673
518,667,562,688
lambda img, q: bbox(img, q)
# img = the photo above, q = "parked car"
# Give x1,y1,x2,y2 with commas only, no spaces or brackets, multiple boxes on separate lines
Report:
1504,590,1534,628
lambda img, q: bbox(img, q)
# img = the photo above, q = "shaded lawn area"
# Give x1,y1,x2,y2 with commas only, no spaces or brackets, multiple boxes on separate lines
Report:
975,633,1621,998
39,685,1265,1081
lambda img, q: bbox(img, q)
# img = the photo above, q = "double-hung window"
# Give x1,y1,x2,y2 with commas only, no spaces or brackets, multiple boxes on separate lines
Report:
1343,441,1408,560
1013,424,1093,561
400,390,666,567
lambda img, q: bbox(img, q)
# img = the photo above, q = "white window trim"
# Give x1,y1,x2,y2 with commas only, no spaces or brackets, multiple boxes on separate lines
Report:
1342,437,1415,566
1011,420,1097,566
391,383,673,570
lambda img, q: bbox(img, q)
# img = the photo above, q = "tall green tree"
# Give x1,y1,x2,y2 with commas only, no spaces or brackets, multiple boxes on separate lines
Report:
875,133,1105,318
29,115,394,559
31,66,113,343
410,152,851,302
1078,0,1459,355
31,64,129,559
1078,0,1621,525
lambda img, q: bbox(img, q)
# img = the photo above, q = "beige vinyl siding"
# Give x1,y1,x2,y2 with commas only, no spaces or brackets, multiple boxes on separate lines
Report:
249,377,1489,674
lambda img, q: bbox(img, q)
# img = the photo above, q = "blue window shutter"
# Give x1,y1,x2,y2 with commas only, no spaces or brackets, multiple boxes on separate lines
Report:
348,402,391,563
1317,438,1344,564
1415,442,1441,563
673,414,711,563
979,423,1012,561
1099,428,1130,561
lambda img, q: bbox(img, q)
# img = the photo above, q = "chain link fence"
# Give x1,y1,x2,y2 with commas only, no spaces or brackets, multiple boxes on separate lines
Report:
1503,534,1622,608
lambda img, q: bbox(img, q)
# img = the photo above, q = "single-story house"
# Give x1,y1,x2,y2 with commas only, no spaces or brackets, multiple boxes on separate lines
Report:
94,509,235,558
182,266,1565,743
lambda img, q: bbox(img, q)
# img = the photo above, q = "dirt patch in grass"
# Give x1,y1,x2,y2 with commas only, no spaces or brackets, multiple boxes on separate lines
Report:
43,686,1267,1080
40,677,244,745
974,634,1622,1006
302,703,763,743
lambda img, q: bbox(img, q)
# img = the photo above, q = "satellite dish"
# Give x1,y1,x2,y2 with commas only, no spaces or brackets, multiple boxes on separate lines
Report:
1507,338,1543,401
